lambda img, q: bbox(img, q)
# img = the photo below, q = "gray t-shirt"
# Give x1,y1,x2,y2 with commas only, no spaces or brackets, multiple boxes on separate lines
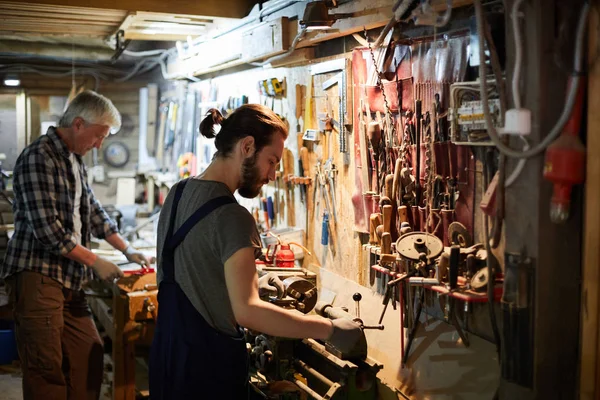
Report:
156,178,262,336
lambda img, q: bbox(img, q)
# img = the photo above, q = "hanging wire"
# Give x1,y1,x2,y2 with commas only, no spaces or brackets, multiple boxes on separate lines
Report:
71,41,75,89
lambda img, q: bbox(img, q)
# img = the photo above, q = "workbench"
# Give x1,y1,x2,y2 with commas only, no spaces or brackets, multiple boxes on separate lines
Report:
88,264,316,399
88,272,157,400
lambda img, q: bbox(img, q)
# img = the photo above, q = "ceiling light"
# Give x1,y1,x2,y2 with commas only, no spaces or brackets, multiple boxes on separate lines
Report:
305,25,335,31
4,75,20,87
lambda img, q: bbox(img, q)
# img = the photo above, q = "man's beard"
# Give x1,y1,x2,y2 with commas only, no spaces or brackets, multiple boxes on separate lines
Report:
238,153,264,198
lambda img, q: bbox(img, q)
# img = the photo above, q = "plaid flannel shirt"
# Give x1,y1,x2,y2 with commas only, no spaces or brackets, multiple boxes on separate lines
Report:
1,126,119,290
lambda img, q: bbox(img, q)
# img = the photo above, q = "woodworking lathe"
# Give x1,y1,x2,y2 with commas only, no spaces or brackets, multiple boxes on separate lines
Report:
250,267,383,400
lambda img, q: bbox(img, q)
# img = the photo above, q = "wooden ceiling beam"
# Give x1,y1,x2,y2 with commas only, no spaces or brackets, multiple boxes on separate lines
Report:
0,17,120,26
0,9,125,21
12,0,257,19
0,24,114,33
0,1,126,16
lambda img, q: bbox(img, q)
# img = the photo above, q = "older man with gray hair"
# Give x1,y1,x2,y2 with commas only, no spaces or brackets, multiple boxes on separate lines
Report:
1,90,150,400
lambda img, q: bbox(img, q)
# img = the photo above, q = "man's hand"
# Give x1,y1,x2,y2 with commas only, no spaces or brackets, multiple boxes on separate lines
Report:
258,272,285,299
327,318,363,353
91,257,124,281
123,245,153,266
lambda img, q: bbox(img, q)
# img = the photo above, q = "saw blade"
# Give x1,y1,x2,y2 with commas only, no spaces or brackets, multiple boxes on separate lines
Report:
448,222,472,248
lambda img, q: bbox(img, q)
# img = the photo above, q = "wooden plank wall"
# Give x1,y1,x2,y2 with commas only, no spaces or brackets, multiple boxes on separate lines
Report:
193,55,499,399
24,81,142,174
99,89,140,173
579,6,600,399
9,77,145,206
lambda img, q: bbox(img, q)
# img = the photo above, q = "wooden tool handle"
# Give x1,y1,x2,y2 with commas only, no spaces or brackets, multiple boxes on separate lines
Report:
382,205,392,233
282,148,294,176
438,253,449,282
300,147,309,176
369,214,379,245
295,84,303,120
375,111,383,126
359,99,370,193
376,225,384,243
385,174,394,200
381,232,392,255
398,205,408,223
375,213,382,228
392,158,402,202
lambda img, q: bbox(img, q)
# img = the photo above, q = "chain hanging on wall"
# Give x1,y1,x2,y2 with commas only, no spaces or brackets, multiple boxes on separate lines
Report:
365,28,397,143
365,27,398,188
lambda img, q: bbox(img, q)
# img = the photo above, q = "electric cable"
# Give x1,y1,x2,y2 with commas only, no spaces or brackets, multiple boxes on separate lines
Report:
123,49,168,57
473,0,589,158
499,0,529,185
0,64,104,88
481,5,506,248
511,0,525,110
0,45,177,84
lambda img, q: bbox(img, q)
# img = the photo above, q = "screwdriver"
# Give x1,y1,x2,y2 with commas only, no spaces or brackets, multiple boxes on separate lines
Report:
267,196,275,228
261,197,270,231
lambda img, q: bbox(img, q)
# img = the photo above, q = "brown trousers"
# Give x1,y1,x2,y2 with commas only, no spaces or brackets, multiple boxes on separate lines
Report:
6,271,103,400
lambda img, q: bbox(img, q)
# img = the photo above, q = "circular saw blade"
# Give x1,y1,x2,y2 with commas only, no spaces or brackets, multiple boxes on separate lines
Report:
396,232,444,262
448,222,472,248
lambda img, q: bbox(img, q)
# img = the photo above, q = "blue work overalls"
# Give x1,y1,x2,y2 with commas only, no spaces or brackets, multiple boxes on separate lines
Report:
149,179,250,399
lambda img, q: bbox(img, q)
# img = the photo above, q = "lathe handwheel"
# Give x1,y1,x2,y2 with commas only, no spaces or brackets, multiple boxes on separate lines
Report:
395,232,444,262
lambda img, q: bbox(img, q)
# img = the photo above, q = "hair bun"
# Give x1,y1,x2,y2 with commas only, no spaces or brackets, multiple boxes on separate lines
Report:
199,108,224,139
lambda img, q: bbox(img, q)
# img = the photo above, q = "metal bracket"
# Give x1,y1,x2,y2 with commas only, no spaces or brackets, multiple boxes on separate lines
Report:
111,30,131,62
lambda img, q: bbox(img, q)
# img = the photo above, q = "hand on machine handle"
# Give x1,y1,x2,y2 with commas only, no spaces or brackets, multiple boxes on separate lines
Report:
91,257,124,282
122,245,153,266
327,318,363,354
258,272,286,299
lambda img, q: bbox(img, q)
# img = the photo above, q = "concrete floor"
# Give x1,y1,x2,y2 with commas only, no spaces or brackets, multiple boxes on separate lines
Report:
0,363,21,400
0,355,114,400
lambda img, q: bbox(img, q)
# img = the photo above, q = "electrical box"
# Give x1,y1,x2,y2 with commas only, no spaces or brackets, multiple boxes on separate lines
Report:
449,79,503,146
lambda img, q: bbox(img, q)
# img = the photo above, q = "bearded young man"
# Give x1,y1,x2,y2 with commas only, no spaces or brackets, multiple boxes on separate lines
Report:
149,104,363,399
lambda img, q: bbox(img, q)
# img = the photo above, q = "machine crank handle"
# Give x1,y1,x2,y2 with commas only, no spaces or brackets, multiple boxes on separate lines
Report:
437,288,460,298
362,324,385,330
387,267,420,287
355,316,385,330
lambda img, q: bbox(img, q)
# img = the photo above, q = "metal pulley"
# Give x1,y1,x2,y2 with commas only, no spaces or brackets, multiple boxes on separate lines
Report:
448,222,473,248
395,232,444,262
470,268,489,291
